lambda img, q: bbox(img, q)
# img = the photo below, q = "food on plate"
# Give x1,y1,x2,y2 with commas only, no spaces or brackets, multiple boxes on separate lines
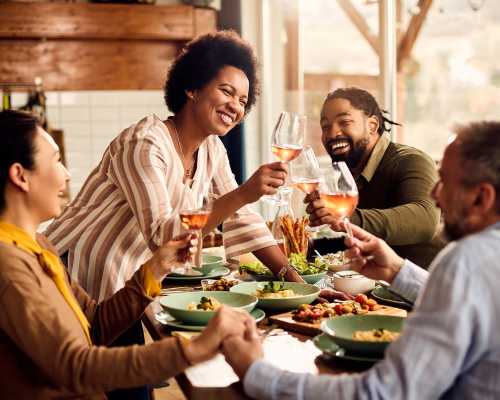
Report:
279,215,309,256
322,251,347,265
291,294,379,322
352,328,400,342
256,281,297,299
201,277,239,291
187,296,221,311
240,253,327,277
292,303,336,322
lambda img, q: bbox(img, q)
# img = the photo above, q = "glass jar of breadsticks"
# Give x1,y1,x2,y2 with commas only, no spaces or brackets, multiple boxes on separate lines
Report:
278,214,310,257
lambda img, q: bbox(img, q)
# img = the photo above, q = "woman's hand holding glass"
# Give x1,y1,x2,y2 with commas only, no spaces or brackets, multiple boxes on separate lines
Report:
239,161,288,204
171,184,213,275
263,111,305,204
144,233,198,281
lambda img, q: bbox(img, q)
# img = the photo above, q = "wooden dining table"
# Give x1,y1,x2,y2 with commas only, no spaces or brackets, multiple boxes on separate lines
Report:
142,278,373,400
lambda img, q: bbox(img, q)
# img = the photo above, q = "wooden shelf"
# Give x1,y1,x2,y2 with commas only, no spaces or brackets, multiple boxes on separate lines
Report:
0,3,217,90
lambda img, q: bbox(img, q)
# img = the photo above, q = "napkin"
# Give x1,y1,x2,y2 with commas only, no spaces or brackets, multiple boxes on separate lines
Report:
184,333,321,388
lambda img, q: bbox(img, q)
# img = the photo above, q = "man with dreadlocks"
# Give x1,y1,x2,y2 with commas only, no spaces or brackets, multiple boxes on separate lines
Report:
305,87,444,268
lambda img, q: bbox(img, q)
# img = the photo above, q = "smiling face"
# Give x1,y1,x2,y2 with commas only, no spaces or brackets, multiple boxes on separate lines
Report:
189,65,249,136
320,98,379,170
26,128,70,222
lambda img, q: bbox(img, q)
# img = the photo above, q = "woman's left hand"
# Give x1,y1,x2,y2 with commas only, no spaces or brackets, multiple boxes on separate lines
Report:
145,233,198,281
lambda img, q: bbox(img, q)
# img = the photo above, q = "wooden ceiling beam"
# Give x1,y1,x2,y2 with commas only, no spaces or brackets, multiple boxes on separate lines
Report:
337,0,379,56
397,0,433,71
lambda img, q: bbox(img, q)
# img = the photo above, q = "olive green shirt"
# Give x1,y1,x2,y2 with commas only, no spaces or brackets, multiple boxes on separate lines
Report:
349,133,444,268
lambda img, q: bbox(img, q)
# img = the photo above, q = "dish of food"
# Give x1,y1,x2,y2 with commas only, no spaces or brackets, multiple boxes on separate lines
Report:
155,308,266,331
321,315,405,357
201,277,239,291
291,294,379,322
256,281,297,299
187,296,221,311
230,281,320,311
313,333,380,364
352,328,400,342
240,253,328,279
160,291,257,325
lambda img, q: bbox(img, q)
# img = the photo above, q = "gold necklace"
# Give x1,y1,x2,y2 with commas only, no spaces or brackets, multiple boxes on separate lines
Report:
169,118,195,179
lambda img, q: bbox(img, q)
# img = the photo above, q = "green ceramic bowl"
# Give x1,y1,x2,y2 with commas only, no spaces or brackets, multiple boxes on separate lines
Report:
199,254,224,274
159,291,257,325
320,315,405,357
301,271,328,284
230,282,320,311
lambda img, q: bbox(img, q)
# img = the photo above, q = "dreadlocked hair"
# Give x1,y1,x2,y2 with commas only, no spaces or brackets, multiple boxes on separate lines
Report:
325,87,401,135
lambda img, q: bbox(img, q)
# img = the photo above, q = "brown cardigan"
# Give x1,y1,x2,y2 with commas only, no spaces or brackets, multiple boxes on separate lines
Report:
0,234,188,399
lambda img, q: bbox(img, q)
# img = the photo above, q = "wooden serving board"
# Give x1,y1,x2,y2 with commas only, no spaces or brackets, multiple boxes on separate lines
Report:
269,305,407,336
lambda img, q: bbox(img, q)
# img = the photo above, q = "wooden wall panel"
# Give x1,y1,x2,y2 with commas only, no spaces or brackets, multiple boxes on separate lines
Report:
0,40,181,90
0,4,217,90
0,3,195,40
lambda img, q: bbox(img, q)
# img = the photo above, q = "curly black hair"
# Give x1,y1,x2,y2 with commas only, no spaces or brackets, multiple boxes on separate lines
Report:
164,30,260,115
325,87,401,135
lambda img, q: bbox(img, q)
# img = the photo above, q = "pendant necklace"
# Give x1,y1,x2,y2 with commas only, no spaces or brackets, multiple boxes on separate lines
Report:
169,118,195,179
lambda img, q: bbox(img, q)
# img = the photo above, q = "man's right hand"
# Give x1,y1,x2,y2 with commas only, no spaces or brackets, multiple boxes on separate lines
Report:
343,223,405,284
304,191,344,231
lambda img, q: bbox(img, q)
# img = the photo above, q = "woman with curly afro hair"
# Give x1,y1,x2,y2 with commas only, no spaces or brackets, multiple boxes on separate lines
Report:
45,30,303,399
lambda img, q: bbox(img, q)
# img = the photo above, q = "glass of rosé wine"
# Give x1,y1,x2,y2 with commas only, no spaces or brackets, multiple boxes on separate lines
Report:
264,111,305,204
291,146,327,232
171,184,212,276
319,161,358,237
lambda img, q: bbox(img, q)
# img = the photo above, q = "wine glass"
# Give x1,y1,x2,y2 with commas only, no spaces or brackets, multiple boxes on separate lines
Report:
292,146,323,195
171,184,212,276
319,161,358,237
264,111,305,204
291,146,326,232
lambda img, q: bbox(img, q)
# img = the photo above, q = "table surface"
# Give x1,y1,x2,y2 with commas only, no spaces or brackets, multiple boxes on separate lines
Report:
142,280,372,400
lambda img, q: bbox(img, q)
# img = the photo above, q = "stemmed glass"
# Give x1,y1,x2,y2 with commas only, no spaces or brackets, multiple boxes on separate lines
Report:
292,146,323,195
171,183,212,276
318,161,358,237
265,111,305,204
291,146,326,232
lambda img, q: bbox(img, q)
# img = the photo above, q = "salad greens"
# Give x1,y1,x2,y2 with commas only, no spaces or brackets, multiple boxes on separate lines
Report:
261,281,286,293
239,253,327,276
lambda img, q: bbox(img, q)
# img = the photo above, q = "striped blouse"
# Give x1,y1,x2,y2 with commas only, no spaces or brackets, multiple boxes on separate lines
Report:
45,115,275,301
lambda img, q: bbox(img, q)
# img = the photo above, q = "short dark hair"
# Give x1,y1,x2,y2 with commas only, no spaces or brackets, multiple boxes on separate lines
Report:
164,30,260,115
0,110,38,212
454,121,500,211
325,87,401,135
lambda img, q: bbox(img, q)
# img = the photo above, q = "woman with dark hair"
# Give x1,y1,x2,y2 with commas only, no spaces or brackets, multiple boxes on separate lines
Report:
0,110,253,399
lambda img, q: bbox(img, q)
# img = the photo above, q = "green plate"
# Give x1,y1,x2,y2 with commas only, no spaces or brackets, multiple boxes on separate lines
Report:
164,266,230,282
321,315,405,357
371,285,412,309
313,333,380,364
155,308,266,331
230,281,320,311
168,255,224,277
159,290,257,325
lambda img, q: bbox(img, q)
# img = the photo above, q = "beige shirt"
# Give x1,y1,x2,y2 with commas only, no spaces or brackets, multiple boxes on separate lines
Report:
45,115,275,300
0,234,188,399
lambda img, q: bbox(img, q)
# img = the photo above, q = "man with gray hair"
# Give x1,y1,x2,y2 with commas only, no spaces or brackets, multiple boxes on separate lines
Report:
222,121,500,399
